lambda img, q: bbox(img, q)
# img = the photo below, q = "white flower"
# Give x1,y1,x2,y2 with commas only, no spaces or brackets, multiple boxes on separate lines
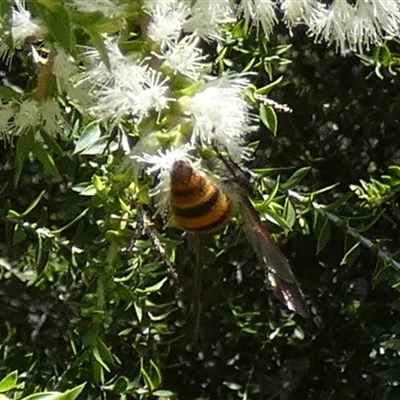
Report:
53,47,81,96
11,0,45,45
0,102,16,137
351,0,400,52
133,143,196,213
40,100,65,136
183,74,254,163
158,35,208,81
11,99,64,136
238,0,278,36
145,0,189,47
0,0,45,61
182,0,236,41
280,0,324,29
77,40,172,123
306,0,400,55
69,0,127,18
13,99,41,135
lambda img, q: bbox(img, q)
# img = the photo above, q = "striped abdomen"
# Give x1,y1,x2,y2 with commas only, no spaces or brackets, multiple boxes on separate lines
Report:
170,160,232,233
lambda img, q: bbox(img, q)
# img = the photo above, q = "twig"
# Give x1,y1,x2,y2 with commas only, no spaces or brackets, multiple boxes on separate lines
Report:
263,177,400,272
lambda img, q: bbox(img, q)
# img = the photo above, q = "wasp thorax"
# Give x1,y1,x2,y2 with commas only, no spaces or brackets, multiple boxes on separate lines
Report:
169,160,232,233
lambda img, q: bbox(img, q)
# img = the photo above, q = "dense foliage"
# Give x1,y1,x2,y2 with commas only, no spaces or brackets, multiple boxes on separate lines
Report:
1,1,400,399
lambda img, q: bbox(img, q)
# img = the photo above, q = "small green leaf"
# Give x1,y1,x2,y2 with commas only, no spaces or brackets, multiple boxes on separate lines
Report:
283,198,296,229
259,104,277,136
92,343,110,372
40,130,63,155
149,359,162,390
51,209,89,234
35,235,50,273
31,140,60,177
281,167,311,190
37,4,75,53
152,390,175,398
135,277,168,294
73,123,101,155
341,242,360,266
0,0,12,38
255,76,284,96
13,225,27,245
0,86,22,100
21,383,85,400
97,338,114,365
0,371,18,393
262,175,280,207
134,301,143,322
315,217,331,254
87,30,111,71
15,132,34,186
20,190,46,217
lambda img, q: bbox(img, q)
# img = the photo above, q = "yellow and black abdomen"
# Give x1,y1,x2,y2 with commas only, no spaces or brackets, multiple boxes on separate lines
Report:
170,161,232,233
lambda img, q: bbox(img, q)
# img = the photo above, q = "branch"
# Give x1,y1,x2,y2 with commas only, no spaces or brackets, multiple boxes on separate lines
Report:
263,177,400,273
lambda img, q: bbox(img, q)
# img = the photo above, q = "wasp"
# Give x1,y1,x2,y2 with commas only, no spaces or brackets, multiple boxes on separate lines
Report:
169,159,309,318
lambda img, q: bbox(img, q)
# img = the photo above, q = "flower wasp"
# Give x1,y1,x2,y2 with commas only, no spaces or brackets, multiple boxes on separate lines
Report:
169,154,309,318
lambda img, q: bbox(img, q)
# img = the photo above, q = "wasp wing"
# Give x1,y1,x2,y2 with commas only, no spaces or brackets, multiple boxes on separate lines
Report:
237,195,309,317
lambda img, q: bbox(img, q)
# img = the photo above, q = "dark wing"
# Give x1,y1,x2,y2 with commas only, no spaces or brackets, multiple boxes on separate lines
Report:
237,195,309,318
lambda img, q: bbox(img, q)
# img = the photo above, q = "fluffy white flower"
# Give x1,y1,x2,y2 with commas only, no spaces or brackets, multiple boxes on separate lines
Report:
0,0,45,61
182,0,236,40
11,0,45,45
70,0,127,18
306,0,400,55
78,40,172,123
40,100,65,136
238,0,278,36
280,0,324,29
12,99,64,136
145,0,189,47
13,99,41,135
183,74,255,163
158,35,208,81
0,102,16,137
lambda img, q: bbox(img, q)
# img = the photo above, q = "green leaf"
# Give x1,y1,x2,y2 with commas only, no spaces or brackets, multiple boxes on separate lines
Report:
262,175,280,207
21,383,85,400
152,390,175,398
281,167,311,190
87,30,111,71
0,86,22,100
0,0,12,38
51,208,89,234
149,359,162,390
36,3,75,54
255,76,284,96
340,242,360,266
31,139,60,177
74,123,101,154
259,104,277,136
15,132,34,186
140,359,162,391
283,198,296,229
92,343,111,372
0,371,18,393
97,338,114,366
13,224,27,245
20,190,46,217
35,234,50,273
40,130,64,155
134,301,143,322
314,215,331,254
135,277,168,294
